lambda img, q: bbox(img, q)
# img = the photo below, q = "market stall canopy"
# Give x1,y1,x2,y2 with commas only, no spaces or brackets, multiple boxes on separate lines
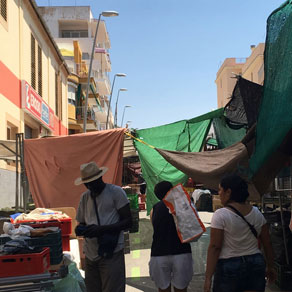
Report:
24,129,125,211
123,133,137,158
0,140,17,161
156,142,260,201
134,109,224,213
224,76,262,128
134,108,251,213
250,2,292,177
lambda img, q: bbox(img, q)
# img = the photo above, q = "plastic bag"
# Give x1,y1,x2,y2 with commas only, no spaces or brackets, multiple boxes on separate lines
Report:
52,262,86,292
3,222,33,237
163,183,206,243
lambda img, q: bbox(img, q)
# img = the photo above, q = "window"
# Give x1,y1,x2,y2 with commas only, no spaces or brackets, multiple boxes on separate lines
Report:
0,0,7,21
7,127,10,140
61,30,88,38
31,34,36,90
59,77,62,120
68,85,76,105
38,45,42,96
31,34,43,94
82,53,89,60
25,125,33,139
55,72,62,120
55,72,58,117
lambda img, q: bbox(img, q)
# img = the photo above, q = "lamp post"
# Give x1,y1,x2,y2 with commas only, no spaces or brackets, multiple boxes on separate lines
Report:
83,11,119,133
106,73,126,129
114,88,127,127
121,105,132,128
125,120,132,128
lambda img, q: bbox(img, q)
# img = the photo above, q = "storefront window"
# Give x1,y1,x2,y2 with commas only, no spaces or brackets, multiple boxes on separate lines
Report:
25,125,33,139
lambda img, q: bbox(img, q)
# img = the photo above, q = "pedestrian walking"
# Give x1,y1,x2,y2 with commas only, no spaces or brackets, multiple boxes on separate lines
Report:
204,174,276,292
75,161,132,292
149,181,193,292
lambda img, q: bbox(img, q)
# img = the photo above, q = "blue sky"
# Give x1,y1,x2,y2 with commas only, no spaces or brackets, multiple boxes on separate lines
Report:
36,0,284,129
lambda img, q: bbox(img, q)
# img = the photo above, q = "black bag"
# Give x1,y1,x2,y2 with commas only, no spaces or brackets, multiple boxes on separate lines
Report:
92,195,120,259
97,232,120,259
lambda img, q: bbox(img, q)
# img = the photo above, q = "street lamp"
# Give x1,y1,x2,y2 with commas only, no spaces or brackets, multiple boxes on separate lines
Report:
125,120,132,128
83,11,119,133
114,88,128,127
121,105,132,128
106,73,127,129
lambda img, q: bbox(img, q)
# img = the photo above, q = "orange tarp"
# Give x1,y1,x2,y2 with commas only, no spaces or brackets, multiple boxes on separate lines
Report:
24,129,125,211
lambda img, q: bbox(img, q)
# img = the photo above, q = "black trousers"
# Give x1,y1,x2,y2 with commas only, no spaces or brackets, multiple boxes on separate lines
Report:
85,249,125,292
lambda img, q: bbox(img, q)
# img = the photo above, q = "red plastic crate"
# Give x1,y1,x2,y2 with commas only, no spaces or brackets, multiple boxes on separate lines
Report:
0,247,50,277
62,235,70,251
12,217,72,236
139,203,146,210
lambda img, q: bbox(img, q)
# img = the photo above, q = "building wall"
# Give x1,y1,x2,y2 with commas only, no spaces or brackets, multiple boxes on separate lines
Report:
0,169,17,208
0,0,68,141
216,43,265,108
241,43,265,85
0,1,69,207
38,6,92,38
215,58,244,108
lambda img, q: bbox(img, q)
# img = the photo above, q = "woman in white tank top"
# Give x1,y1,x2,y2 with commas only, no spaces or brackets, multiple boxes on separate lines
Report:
204,174,276,292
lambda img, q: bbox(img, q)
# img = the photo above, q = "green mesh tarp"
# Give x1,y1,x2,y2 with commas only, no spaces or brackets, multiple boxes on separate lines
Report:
206,138,218,147
213,116,247,149
250,1,292,177
134,109,224,214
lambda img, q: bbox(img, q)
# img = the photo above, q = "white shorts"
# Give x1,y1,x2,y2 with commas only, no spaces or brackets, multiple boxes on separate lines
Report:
149,253,193,290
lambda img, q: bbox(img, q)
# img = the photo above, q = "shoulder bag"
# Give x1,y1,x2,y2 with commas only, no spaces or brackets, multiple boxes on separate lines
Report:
92,195,120,259
226,204,258,239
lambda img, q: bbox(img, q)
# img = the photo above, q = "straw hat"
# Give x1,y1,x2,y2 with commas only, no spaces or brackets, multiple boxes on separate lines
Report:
75,162,108,185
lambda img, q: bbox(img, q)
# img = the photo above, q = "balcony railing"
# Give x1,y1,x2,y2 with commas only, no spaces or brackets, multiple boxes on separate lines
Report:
76,106,95,121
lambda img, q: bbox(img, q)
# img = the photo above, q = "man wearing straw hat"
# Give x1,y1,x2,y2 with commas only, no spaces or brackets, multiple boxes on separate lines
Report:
75,161,132,292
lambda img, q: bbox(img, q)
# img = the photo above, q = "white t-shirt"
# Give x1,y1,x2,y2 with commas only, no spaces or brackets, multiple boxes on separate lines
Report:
76,184,129,261
211,206,266,259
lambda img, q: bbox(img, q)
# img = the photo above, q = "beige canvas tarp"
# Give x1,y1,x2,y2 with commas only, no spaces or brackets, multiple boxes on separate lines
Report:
24,129,125,211
156,125,291,201
156,142,262,200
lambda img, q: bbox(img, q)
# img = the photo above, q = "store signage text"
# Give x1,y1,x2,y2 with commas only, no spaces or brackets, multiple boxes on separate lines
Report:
21,80,55,131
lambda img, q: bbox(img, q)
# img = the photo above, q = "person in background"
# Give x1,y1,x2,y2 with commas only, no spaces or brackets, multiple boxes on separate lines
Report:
149,181,193,292
204,174,276,292
74,162,132,292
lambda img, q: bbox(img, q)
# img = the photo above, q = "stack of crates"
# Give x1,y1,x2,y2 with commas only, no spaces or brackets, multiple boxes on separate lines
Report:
274,262,292,290
12,217,72,252
124,231,130,254
0,229,63,265
125,188,139,233
0,247,50,277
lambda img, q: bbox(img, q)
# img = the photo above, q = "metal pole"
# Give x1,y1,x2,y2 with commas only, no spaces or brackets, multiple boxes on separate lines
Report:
121,107,127,128
83,14,102,133
114,89,121,127
15,135,19,212
106,74,117,129
278,192,290,265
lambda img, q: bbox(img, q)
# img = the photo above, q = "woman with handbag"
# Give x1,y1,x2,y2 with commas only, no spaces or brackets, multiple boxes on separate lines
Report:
204,174,276,292
149,181,193,292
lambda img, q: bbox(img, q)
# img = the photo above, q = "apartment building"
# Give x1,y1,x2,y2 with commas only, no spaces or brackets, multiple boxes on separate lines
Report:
215,43,265,108
38,6,114,133
0,0,69,207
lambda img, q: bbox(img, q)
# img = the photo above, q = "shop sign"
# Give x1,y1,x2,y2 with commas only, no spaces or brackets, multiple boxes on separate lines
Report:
21,80,55,131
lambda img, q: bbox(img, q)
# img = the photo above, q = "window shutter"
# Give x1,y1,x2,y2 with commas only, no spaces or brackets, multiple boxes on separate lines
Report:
0,0,7,21
31,34,36,90
38,45,42,96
